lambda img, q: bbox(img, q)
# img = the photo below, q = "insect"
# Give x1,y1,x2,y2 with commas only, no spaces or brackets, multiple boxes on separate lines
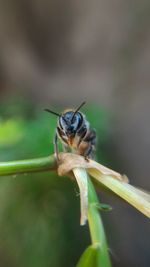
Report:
45,102,96,161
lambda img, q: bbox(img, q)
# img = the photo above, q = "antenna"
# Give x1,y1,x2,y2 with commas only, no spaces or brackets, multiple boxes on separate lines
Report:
71,101,86,122
44,108,60,117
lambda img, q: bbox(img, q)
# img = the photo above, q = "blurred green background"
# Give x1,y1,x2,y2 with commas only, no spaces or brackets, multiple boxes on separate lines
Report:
0,1,150,266
0,100,111,267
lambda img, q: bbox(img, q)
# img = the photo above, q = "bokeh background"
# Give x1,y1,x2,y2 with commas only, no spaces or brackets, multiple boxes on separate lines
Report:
0,1,150,266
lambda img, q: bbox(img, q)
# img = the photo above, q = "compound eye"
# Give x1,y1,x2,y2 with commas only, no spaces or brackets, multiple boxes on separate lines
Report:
72,113,83,128
59,116,66,129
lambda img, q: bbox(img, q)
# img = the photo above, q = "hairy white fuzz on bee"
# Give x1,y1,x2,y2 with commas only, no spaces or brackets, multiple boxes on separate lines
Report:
58,153,150,220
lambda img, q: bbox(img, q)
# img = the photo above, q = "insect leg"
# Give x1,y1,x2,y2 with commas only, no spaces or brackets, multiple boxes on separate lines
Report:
77,127,87,147
54,132,59,162
79,129,96,159
84,129,96,144
84,144,93,159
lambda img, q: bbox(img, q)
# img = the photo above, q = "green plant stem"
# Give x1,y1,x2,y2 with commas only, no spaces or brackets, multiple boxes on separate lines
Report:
88,177,111,266
0,155,56,176
0,155,112,266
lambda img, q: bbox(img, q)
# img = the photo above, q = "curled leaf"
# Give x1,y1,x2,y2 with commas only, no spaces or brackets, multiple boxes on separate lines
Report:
73,168,88,225
58,153,150,219
89,170,150,218
58,153,128,182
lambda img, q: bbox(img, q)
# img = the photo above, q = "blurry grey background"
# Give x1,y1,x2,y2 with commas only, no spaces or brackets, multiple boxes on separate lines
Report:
0,1,150,266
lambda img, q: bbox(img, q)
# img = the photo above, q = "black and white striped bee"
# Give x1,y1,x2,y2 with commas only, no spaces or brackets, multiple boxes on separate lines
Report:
45,102,96,161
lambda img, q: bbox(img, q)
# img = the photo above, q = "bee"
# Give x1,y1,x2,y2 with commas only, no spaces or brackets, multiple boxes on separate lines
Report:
45,102,96,161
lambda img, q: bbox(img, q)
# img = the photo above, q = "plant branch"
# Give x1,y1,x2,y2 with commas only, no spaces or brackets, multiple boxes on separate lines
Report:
88,177,111,266
0,155,57,176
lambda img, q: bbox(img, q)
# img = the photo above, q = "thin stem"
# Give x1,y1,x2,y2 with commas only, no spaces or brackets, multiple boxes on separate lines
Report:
88,177,112,266
0,155,57,176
